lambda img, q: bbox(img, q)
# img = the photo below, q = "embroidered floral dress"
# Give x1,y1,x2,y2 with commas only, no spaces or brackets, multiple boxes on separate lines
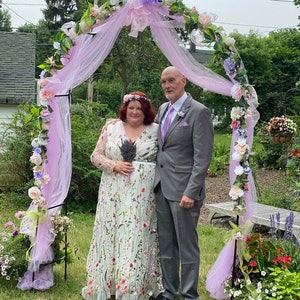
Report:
82,121,162,300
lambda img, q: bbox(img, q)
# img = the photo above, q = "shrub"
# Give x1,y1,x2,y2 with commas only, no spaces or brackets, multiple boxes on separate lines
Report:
0,101,114,213
67,101,115,211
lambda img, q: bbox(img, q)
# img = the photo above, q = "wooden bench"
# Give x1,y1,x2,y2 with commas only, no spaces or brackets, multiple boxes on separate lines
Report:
205,201,300,242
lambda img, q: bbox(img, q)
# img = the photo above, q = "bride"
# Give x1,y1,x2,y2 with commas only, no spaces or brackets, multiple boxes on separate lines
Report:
82,91,162,300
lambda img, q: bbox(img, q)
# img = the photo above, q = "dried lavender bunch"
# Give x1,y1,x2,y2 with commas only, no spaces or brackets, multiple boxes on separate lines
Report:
119,139,136,162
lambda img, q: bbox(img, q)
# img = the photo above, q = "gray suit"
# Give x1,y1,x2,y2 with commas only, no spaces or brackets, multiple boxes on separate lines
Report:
154,93,214,300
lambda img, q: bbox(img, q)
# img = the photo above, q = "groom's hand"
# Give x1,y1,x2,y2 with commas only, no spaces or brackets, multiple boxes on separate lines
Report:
179,195,195,208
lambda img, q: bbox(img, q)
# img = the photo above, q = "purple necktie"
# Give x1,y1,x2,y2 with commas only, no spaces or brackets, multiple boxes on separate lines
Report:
161,105,174,140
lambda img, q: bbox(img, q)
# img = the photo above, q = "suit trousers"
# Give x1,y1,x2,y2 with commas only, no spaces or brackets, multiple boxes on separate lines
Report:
156,186,202,300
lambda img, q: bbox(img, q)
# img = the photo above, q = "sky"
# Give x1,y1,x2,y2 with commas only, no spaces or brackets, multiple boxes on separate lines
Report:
2,0,299,35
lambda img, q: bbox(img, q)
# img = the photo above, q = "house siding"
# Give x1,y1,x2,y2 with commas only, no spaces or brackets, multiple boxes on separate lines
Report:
0,31,36,104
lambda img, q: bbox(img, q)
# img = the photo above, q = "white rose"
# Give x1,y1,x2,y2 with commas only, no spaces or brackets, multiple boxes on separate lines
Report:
28,186,42,200
232,151,243,162
237,137,247,146
234,165,244,176
31,138,40,148
30,153,43,165
223,36,236,48
230,106,245,120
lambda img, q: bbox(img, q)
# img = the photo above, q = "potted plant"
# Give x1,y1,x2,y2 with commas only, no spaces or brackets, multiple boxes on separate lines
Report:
266,115,297,144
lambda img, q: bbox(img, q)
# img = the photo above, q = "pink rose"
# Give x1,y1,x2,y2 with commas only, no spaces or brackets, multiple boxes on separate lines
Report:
230,120,240,130
40,108,51,123
234,143,248,155
40,89,55,101
199,13,212,28
40,108,50,118
90,5,100,18
229,186,244,200
191,6,198,13
231,84,243,101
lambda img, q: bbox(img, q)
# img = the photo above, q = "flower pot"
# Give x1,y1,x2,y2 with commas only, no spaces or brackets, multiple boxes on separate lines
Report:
271,133,292,144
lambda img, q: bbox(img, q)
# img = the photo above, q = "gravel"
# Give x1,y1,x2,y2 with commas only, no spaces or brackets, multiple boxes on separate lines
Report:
200,169,282,225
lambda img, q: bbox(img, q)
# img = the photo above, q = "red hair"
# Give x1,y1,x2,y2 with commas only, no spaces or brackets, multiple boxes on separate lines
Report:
119,91,156,125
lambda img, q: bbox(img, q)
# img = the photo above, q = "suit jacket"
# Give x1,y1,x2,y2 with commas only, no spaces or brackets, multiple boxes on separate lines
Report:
154,93,214,203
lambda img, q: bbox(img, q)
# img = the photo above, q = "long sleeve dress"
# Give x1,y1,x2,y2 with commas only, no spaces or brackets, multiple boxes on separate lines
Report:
82,120,162,300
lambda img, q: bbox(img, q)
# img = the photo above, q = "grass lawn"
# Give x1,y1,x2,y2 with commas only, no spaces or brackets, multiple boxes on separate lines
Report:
0,198,227,300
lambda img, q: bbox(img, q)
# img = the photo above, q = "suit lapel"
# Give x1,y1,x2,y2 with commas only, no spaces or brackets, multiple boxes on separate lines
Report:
164,96,192,140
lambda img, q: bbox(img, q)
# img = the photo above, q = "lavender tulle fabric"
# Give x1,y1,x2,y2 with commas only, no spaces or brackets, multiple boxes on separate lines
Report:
17,0,257,292
206,88,259,299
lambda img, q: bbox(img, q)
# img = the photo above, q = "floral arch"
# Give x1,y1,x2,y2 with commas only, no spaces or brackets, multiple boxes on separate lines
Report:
18,0,259,298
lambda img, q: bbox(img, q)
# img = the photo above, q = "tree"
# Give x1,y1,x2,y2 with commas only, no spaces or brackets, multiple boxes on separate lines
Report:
0,8,12,32
83,27,169,111
43,0,79,30
18,0,89,77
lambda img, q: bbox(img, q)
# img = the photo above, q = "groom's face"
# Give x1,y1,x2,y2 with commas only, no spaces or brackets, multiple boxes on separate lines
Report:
161,68,186,103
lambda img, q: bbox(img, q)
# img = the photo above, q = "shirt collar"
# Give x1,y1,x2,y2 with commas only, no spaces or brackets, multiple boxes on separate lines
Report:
172,92,187,112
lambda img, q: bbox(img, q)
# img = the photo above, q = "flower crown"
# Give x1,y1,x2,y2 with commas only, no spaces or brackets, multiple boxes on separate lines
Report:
123,94,151,103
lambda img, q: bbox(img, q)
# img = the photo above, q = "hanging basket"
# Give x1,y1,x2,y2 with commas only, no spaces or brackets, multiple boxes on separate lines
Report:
270,132,293,144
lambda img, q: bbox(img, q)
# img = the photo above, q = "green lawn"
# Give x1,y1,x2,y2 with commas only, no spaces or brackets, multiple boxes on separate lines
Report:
0,200,227,299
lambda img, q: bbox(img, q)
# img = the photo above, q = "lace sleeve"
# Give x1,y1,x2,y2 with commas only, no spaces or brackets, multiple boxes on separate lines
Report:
90,127,116,173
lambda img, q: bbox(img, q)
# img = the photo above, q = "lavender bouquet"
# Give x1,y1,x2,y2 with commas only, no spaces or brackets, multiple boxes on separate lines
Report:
119,139,136,183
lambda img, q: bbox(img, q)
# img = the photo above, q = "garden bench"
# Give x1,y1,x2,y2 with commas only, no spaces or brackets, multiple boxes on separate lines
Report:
205,201,300,243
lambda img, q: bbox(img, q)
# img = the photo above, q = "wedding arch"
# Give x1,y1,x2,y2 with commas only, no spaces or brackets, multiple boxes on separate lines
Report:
17,0,259,298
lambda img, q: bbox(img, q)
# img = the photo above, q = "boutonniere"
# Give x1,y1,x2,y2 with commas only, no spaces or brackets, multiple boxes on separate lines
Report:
177,107,189,119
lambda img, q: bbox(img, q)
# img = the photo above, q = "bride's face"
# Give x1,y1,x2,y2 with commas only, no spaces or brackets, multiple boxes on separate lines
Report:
126,100,145,126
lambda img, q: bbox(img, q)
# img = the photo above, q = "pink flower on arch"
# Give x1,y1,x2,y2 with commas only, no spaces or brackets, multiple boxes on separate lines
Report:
39,89,55,101
198,12,217,28
229,186,244,200
231,84,244,101
230,120,240,130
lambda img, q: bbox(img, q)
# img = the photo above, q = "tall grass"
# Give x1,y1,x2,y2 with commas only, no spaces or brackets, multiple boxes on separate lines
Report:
0,200,227,300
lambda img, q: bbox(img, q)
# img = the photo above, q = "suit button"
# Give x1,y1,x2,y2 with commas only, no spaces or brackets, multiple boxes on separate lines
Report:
160,164,163,168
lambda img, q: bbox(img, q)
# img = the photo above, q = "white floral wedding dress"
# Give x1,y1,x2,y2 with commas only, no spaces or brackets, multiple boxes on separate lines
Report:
82,121,162,300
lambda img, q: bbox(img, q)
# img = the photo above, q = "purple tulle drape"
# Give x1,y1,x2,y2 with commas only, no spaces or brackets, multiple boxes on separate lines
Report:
206,88,259,299
17,0,257,292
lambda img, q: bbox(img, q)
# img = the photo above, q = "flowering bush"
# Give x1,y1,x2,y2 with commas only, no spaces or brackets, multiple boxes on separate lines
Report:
0,213,30,282
225,213,300,299
267,115,297,135
0,212,74,282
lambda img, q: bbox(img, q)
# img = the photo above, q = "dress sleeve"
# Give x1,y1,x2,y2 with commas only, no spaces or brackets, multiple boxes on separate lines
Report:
90,126,116,173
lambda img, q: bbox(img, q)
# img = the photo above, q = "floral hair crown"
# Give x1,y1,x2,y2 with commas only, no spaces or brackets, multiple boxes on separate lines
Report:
123,94,151,103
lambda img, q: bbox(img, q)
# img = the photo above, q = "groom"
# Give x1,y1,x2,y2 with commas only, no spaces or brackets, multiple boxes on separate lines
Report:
154,66,214,300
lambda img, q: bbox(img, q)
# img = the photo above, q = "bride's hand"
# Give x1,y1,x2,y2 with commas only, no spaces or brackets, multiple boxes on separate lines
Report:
113,161,134,175
101,118,118,133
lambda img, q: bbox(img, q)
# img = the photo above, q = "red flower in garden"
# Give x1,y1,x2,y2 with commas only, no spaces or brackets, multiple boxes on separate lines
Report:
290,148,299,158
277,255,291,265
249,260,257,267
